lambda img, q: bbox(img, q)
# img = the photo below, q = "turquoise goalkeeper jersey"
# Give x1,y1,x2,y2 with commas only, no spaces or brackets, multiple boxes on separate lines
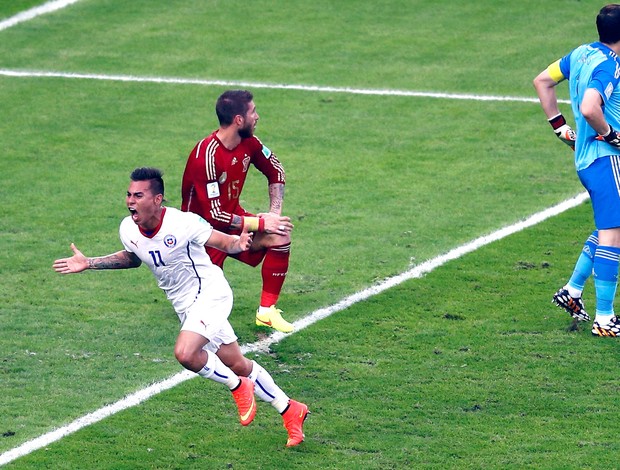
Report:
559,42,620,171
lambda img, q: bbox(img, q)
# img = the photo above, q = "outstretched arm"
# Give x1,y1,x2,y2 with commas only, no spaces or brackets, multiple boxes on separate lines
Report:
53,243,141,274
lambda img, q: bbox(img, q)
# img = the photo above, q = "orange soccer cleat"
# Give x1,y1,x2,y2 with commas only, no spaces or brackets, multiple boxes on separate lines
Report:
282,399,309,447
231,377,257,426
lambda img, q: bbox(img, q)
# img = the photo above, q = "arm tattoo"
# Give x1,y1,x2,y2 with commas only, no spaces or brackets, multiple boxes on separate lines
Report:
269,183,285,214
231,214,243,230
88,251,141,270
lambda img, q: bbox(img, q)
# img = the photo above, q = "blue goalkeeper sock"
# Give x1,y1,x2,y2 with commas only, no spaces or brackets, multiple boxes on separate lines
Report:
593,245,620,320
566,230,598,296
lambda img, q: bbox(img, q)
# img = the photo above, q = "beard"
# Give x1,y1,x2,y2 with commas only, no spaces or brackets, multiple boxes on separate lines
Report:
238,123,253,139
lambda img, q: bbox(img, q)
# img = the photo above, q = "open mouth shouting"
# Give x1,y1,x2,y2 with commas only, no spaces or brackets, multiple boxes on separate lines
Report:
128,207,138,222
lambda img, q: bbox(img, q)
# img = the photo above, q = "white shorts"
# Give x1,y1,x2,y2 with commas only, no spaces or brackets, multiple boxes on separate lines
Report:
177,289,238,353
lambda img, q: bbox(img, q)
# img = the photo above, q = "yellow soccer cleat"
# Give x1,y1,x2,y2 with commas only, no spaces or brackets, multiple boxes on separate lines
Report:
256,305,294,333
282,399,309,447
231,376,257,426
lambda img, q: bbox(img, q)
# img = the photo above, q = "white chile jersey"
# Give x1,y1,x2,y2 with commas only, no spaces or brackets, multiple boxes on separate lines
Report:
119,207,232,312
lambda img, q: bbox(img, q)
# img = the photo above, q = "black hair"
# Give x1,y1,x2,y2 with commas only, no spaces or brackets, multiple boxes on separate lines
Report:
215,90,253,126
130,167,165,197
597,4,620,44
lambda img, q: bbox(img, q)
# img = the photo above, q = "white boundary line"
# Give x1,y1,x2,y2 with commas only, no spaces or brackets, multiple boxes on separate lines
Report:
0,0,81,31
0,191,589,466
0,68,570,104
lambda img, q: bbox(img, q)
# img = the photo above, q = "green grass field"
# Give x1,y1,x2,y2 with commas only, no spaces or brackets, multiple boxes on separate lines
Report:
1,1,617,468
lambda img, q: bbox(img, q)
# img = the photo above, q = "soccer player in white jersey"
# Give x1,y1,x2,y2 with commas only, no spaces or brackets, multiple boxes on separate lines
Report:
533,4,620,336
53,167,309,446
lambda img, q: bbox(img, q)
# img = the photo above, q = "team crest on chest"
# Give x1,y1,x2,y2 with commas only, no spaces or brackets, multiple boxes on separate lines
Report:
163,234,177,248
219,171,227,184
243,156,251,172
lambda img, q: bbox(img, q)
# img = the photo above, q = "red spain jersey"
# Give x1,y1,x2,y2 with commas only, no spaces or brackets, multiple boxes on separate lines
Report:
181,131,285,232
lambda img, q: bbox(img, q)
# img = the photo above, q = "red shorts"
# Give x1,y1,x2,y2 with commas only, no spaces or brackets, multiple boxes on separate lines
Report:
206,244,266,268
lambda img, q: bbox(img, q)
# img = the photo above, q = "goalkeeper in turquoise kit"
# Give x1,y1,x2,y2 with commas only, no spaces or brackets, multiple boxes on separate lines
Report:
533,4,620,336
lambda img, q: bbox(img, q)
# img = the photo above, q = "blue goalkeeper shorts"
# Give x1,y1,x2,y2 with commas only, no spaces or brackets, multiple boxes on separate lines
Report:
578,155,620,230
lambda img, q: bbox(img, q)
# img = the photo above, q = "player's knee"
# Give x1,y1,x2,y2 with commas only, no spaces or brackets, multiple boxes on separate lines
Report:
259,233,291,249
228,356,253,376
277,233,291,245
174,344,196,369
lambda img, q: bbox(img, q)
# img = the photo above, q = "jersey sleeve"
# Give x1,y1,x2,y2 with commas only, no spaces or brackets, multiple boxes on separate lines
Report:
556,46,579,81
548,59,566,83
590,59,620,105
181,137,234,230
250,136,286,185
118,217,135,253
185,211,214,246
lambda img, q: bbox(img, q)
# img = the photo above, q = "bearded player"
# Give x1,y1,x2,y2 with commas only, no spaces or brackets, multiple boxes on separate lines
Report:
181,90,294,333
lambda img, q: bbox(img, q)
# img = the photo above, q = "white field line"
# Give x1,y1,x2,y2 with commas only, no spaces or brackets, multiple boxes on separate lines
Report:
0,191,589,466
0,68,570,104
0,0,81,31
